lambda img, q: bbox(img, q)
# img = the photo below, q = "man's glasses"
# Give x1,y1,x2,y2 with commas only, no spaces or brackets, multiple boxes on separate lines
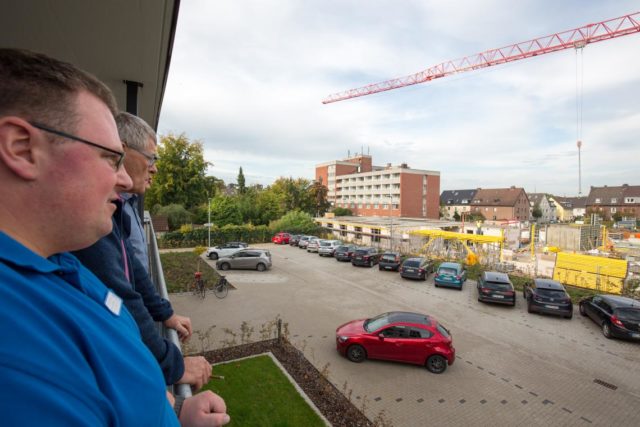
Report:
126,145,159,167
29,121,126,171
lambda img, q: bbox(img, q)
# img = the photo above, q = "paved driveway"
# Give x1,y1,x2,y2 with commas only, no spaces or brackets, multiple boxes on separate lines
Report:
171,244,640,426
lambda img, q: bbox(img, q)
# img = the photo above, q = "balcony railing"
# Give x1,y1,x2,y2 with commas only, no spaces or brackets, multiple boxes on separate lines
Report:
144,212,192,399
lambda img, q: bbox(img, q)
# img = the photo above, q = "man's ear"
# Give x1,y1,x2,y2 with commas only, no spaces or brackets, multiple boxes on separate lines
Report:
0,117,39,180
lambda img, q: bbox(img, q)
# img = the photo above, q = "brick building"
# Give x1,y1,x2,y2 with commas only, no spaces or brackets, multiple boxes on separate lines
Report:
471,187,530,221
585,184,640,220
315,155,441,219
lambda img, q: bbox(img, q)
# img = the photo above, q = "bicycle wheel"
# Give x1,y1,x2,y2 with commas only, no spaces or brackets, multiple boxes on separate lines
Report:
214,279,229,299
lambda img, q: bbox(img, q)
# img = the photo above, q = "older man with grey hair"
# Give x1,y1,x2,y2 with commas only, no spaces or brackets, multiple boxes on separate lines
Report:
116,111,158,270
73,112,212,391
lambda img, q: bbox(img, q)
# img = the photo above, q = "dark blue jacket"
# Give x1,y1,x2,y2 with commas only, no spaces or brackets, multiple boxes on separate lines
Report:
73,201,184,385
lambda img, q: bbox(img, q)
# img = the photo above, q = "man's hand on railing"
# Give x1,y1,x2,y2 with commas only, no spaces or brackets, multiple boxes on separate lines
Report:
179,356,212,391
165,313,193,341
180,391,230,427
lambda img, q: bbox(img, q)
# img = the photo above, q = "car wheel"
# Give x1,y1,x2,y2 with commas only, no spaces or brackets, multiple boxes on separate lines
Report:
527,300,533,313
378,266,383,271
346,345,366,363
220,262,230,271
602,322,613,339
256,263,266,272
426,355,447,374
421,274,427,281
579,303,587,316
209,253,218,260
368,260,373,268
434,283,439,288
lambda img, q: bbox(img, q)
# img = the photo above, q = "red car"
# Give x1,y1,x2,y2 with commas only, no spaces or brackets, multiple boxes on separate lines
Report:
336,311,455,374
271,232,291,244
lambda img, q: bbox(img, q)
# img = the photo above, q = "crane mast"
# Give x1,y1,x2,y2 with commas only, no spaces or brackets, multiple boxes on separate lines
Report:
323,12,639,104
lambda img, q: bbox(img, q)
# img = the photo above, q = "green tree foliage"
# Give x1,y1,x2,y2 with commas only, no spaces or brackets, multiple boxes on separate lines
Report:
145,133,210,210
531,205,542,219
269,210,319,235
210,195,242,226
309,180,330,217
332,207,353,216
268,177,313,213
453,210,461,221
237,167,246,194
156,203,193,231
204,175,225,198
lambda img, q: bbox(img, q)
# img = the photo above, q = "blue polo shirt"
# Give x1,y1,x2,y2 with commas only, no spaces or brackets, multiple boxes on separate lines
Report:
0,232,179,426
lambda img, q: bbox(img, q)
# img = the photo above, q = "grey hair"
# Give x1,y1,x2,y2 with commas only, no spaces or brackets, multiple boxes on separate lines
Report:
115,112,157,150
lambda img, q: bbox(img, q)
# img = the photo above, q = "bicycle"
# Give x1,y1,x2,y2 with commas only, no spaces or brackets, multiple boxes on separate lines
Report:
193,271,206,299
213,275,229,299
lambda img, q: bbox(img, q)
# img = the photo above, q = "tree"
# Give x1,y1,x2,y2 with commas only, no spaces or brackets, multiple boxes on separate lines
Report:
145,133,210,210
210,195,242,226
156,204,192,231
332,207,353,216
204,175,225,198
269,210,319,234
237,167,246,194
532,205,542,220
308,180,330,217
453,210,461,221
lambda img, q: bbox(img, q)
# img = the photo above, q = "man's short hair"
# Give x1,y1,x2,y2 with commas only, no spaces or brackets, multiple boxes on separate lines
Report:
0,48,117,131
116,112,157,150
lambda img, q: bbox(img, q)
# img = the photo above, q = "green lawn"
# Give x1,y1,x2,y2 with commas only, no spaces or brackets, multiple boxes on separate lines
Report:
160,251,220,293
204,355,325,427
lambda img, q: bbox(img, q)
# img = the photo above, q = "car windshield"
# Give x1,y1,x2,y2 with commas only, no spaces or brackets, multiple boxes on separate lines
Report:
537,288,565,297
363,313,391,332
484,281,512,291
382,255,397,261
615,308,640,321
438,267,457,276
336,246,349,251
403,260,419,267
320,241,331,246
354,249,368,255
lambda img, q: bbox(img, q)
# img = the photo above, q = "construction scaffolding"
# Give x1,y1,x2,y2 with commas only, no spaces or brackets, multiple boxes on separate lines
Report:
410,229,505,266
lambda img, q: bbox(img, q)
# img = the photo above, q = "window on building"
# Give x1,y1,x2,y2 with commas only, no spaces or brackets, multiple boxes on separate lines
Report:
393,204,399,209
611,198,617,204
625,197,636,203
374,203,379,209
371,228,380,243
595,198,601,204
611,207,617,213
327,223,334,228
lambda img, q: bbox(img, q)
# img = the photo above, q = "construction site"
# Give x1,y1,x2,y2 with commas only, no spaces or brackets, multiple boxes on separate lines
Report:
318,214,640,295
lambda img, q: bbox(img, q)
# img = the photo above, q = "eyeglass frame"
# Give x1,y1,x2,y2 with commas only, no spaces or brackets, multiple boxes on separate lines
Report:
124,144,159,167
28,121,126,171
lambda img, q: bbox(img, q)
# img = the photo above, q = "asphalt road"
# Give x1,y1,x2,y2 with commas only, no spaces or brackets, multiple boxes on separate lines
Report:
170,244,640,426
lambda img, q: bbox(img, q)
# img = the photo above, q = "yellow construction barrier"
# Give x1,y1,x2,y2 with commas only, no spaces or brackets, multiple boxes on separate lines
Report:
553,252,628,295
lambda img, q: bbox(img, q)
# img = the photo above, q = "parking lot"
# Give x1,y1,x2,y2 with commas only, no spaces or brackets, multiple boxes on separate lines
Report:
171,244,640,426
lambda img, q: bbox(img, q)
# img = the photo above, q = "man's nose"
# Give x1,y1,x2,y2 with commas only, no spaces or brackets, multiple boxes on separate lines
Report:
116,166,133,192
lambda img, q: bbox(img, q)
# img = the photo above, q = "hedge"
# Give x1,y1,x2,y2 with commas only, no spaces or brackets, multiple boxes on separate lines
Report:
159,224,273,248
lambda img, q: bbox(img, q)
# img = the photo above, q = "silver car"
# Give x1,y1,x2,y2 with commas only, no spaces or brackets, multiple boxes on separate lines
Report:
306,238,322,253
318,240,343,257
216,249,272,271
298,236,318,249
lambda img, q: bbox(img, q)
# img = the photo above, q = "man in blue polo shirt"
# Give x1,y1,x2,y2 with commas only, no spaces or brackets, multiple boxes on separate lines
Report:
0,49,229,426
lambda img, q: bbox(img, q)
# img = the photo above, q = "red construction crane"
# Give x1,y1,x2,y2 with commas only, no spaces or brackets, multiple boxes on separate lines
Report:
322,12,640,104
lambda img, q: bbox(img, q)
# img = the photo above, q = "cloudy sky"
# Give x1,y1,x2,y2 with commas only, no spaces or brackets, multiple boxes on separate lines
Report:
158,1,640,197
